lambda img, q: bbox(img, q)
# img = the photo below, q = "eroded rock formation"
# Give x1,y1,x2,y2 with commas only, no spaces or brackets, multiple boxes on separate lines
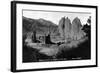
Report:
71,17,86,40
65,17,72,41
58,17,86,42
58,17,65,39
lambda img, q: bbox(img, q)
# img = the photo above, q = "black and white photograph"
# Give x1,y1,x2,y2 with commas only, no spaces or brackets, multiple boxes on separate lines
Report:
11,1,97,72
22,10,91,62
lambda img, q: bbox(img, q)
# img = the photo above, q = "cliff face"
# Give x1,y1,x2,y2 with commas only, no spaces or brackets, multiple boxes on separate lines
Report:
58,17,86,41
58,17,65,39
71,17,86,40
71,17,82,35
65,17,72,41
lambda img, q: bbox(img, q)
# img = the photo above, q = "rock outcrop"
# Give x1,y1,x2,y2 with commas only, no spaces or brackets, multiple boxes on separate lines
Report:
65,17,72,41
58,17,86,42
58,17,65,39
71,17,86,40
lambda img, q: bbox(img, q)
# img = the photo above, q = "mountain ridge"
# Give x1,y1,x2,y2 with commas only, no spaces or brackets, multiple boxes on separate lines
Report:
23,16,59,36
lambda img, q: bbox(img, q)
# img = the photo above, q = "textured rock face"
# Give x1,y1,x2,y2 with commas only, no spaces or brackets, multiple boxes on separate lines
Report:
58,17,86,41
64,17,71,41
71,17,86,40
58,17,65,39
71,17,82,34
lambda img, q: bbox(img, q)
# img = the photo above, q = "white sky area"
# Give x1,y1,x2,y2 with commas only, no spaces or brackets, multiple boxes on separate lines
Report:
23,10,91,25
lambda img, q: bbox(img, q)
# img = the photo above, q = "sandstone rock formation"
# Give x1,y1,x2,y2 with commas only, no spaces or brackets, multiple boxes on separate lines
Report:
58,17,86,42
58,17,65,39
71,17,86,40
65,17,72,41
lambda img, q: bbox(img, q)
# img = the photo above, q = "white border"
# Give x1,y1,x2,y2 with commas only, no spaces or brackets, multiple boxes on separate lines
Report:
16,3,96,70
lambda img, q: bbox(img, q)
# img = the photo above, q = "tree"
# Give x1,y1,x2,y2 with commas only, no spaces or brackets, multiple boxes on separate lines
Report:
87,16,91,25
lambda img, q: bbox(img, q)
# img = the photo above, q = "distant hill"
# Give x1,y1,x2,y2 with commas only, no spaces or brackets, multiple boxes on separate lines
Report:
23,16,59,36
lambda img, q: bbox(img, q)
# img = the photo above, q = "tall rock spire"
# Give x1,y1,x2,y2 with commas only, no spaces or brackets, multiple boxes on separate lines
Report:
64,17,71,41
71,17,86,40
58,17,86,42
58,17,65,39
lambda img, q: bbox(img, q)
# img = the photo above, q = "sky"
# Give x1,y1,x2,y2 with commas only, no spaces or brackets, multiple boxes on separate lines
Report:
23,10,91,25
